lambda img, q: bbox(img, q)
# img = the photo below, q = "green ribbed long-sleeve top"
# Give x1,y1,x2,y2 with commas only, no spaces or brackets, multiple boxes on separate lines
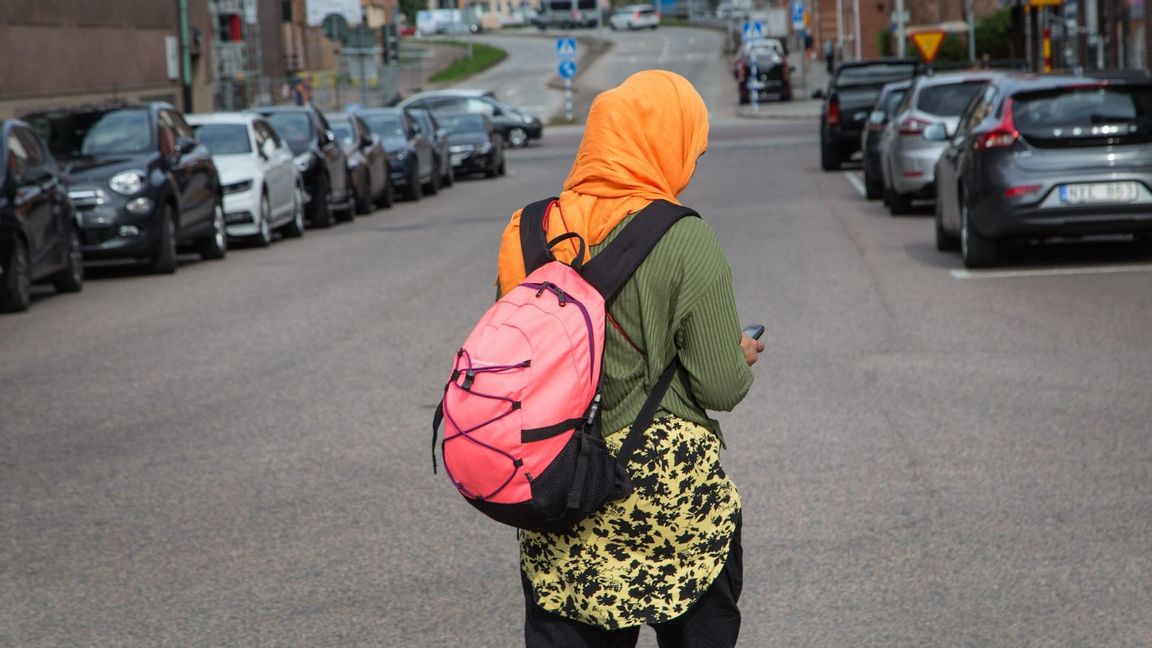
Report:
590,212,753,442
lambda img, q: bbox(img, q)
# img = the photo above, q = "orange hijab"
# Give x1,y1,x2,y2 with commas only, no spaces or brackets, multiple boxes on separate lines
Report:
496,70,709,294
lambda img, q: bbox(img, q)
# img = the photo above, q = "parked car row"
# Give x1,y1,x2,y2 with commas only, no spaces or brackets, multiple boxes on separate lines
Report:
821,61,1152,268
0,90,529,313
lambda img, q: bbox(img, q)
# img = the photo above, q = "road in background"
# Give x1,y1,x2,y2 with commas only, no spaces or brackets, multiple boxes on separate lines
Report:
3,31,1152,647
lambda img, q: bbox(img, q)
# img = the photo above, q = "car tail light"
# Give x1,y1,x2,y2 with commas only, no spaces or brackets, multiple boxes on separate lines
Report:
974,98,1019,150
1003,184,1042,198
827,97,840,125
898,117,930,136
633,10,640,18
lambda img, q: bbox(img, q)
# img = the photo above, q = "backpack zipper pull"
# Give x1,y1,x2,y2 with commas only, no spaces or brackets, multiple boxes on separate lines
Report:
462,368,476,390
585,392,601,425
535,282,550,298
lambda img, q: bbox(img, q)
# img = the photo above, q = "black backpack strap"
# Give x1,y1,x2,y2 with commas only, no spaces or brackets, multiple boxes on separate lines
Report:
519,197,559,276
614,359,680,469
580,200,699,300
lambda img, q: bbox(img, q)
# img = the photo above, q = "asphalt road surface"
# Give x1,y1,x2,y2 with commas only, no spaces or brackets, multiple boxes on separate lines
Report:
4,28,1152,648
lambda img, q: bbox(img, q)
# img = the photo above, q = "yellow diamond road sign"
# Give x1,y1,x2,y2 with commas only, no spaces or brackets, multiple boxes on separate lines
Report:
911,30,946,63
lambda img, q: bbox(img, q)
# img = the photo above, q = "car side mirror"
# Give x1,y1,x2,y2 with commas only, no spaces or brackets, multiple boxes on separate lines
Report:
436,128,448,139
923,123,949,142
811,88,825,100
260,139,277,160
176,136,198,155
324,129,336,144
20,167,54,185
361,133,376,148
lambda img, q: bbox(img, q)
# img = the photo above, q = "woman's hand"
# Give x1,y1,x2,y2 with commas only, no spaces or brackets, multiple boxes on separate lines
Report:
740,334,765,366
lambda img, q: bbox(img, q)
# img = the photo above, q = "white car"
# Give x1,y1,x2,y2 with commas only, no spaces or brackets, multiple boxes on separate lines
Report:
610,4,660,30
187,112,305,246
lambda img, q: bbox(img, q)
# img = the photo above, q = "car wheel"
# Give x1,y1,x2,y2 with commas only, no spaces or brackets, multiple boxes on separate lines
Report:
283,184,306,238
52,225,85,293
864,174,883,200
0,239,32,313
353,172,372,215
934,198,959,252
424,163,441,195
252,194,273,247
198,201,228,260
309,174,334,228
149,205,178,274
819,133,841,172
375,174,394,209
508,127,528,148
960,196,999,268
738,92,749,105
443,161,455,188
405,164,422,201
887,184,912,216
485,156,499,178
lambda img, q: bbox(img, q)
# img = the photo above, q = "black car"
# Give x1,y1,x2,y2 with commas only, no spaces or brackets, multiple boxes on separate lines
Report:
932,74,1152,268
437,113,505,179
861,79,911,200
817,59,920,171
0,119,84,312
24,102,225,274
251,105,352,227
356,108,437,201
398,90,543,148
406,108,454,189
735,45,792,104
327,112,393,214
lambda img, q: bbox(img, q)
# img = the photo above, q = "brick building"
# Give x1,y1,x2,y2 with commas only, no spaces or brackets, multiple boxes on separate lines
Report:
806,0,1002,62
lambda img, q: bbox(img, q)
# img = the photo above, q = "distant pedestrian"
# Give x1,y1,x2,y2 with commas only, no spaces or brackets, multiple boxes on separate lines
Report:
824,39,835,73
495,70,763,647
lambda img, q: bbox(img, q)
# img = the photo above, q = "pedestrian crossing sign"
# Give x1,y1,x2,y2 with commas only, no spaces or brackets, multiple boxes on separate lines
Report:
556,37,577,60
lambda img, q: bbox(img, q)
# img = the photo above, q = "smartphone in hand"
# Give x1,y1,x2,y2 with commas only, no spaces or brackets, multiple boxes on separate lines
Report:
742,324,765,340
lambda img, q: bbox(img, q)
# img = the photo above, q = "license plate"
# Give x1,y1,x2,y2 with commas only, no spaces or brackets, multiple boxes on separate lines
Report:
1059,182,1139,204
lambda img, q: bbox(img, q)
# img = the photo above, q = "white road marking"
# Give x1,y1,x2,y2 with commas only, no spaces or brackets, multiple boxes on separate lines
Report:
951,264,1152,280
658,37,671,64
844,171,866,198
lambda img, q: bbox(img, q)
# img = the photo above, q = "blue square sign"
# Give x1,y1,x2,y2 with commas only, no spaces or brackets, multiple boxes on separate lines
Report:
556,37,577,60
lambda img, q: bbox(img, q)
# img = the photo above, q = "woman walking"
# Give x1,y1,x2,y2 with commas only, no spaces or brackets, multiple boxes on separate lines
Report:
494,70,763,647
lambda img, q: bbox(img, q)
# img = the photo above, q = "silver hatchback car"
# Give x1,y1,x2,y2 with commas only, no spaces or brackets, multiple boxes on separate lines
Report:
879,71,1002,214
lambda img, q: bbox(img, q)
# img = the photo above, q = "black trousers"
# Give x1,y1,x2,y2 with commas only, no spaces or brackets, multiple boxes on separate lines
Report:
522,522,743,648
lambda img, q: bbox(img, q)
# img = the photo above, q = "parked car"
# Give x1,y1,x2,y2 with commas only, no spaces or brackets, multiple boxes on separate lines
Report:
24,102,225,274
398,89,543,148
817,58,921,171
860,80,911,200
250,105,352,227
933,74,1152,268
532,3,597,29
610,4,659,30
0,119,83,312
327,112,393,214
356,108,437,201
406,107,455,189
437,113,506,178
187,112,305,246
734,44,792,104
879,70,1001,214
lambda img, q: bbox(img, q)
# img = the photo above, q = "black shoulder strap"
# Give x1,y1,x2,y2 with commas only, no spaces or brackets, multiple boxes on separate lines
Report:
581,200,699,300
519,197,559,276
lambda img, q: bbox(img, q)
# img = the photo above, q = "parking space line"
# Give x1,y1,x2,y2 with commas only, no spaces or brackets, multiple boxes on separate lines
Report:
843,171,866,198
951,264,1152,280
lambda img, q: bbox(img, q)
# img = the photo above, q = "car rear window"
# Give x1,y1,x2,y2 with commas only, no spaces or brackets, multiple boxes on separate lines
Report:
836,64,917,87
915,81,988,117
192,124,251,155
1012,84,1152,147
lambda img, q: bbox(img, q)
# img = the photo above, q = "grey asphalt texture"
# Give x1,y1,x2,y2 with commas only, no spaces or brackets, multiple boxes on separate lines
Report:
3,27,1152,648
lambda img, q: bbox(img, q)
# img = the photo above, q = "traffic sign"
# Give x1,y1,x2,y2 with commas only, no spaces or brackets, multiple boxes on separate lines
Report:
556,37,577,60
790,1,804,30
910,30,946,63
741,20,764,42
558,59,577,80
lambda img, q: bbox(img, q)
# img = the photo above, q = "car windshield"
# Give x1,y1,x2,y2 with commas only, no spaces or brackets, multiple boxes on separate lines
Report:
192,123,252,155
1012,84,1152,147
329,119,356,146
263,112,313,155
837,63,917,88
362,114,407,138
916,81,988,117
27,108,153,159
440,115,487,134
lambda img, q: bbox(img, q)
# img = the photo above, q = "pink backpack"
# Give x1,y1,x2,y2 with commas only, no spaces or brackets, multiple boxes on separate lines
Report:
433,198,698,532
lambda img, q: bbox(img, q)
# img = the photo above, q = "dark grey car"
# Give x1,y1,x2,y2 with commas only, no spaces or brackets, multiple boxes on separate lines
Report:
932,74,1152,268
861,79,911,200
